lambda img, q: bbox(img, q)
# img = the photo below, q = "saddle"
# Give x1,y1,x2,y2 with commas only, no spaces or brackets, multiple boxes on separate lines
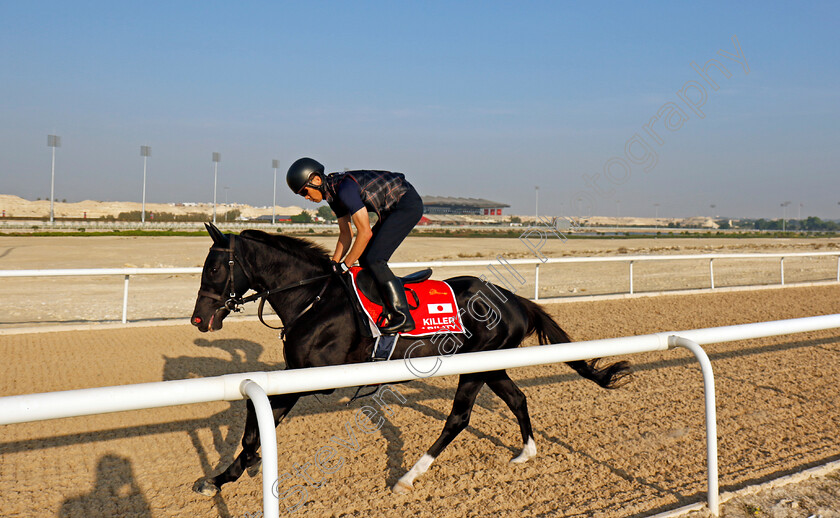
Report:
340,266,464,361
347,266,464,337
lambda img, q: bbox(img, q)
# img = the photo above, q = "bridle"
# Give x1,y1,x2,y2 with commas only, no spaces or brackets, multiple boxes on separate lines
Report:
198,234,333,341
198,234,249,309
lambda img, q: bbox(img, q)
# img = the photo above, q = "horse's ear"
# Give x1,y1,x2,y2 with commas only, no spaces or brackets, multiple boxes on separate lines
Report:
205,222,228,246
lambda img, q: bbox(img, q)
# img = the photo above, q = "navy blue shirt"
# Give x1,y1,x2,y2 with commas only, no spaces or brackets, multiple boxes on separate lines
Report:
328,178,366,218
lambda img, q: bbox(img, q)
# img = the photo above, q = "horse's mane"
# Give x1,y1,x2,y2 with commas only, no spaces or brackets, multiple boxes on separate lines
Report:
240,229,331,267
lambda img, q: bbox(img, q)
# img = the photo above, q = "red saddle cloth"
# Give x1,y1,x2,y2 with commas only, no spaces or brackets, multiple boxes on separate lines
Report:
348,266,464,336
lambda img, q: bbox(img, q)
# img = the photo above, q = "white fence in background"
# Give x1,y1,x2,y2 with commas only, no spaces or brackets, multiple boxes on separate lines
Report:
392,251,840,300
0,252,838,323
2,314,840,517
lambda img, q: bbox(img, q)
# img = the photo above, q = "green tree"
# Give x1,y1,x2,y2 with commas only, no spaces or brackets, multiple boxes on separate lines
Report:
223,209,241,221
291,210,312,223
317,205,337,221
753,218,782,230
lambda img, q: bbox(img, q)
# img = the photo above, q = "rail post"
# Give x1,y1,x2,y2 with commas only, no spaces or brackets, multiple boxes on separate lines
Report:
669,336,719,516
836,256,839,282
122,275,130,323
709,258,715,290
534,263,540,301
629,260,634,294
780,257,785,285
240,379,280,518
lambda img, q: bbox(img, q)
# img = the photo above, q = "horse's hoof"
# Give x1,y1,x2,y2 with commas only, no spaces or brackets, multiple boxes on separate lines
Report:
510,438,537,464
193,478,219,497
509,453,532,465
246,457,262,477
392,480,413,494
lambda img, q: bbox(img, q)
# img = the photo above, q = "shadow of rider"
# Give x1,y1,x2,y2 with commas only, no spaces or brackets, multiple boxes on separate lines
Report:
58,454,151,518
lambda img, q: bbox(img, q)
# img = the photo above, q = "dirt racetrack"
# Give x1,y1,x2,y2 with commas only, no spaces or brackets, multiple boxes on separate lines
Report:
1,285,839,517
1,235,839,328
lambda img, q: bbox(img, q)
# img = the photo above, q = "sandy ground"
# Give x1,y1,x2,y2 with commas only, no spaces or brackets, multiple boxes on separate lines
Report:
1,235,839,517
0,285,839,517
0,193,717,228
0,194,304,220
1,235,839,328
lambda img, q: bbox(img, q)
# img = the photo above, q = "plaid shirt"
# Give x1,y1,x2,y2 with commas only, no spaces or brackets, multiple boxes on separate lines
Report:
323,170,411,218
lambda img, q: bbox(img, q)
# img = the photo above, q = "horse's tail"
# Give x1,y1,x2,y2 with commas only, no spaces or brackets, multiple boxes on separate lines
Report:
519,296,632,389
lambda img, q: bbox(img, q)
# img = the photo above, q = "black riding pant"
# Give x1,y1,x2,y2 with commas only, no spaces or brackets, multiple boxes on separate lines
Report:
359,186,423,282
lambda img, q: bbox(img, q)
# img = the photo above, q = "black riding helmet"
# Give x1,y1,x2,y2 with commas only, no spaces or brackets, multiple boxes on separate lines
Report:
287,157,325,196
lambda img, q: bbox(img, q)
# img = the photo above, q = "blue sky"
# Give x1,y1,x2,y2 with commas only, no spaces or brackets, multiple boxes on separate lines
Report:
1,1,838,219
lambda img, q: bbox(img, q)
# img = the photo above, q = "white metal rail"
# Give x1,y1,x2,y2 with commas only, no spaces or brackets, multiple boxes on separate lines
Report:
0,267,201,323
1,314,839,516
390,251,840,299
0,252,838,322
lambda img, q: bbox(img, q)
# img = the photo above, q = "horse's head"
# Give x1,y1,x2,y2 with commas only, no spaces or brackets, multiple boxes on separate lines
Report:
191,223,251,332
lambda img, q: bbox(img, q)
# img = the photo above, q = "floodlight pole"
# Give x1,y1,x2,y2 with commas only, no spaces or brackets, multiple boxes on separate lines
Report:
212,152,221,224
272,159,279,225
140,146,151,224
535,186,539,222
781,201,790,232
47,135,61,225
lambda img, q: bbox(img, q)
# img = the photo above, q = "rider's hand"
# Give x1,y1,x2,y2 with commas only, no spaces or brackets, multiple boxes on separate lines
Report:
330,260,350,275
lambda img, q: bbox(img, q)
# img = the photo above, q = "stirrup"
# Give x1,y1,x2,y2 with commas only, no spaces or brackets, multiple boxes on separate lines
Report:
378,312,414,335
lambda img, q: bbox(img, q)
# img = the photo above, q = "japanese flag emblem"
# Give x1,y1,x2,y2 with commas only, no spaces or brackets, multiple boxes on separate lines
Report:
427,303,453,314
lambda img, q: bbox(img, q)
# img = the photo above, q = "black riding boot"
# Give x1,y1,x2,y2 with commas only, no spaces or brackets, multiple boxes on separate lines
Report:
378,278,416,334
367,263,415,334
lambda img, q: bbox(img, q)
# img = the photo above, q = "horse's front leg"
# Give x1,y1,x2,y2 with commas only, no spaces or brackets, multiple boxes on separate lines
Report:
393,373,485,493
194,392,300,496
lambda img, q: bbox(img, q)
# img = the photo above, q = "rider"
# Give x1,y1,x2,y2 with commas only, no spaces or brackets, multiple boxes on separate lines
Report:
286,157,424,334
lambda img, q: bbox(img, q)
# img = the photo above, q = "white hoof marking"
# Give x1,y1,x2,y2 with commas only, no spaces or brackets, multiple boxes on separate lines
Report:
510,437,536,464
392,480,413,494
395,453,435,492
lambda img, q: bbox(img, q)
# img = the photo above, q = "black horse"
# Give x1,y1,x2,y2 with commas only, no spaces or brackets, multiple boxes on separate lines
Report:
190,223,631,496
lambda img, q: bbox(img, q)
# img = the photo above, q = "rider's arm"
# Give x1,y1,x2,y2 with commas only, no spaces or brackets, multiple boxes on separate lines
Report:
333,179,371,267
333,215,352,263
343,208,373,267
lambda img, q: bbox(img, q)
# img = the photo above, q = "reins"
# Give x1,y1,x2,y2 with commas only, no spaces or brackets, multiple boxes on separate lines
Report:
200,233,333,341
248,274,332,341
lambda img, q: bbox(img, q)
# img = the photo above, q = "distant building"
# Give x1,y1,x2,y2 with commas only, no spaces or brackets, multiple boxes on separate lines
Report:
422,196,509,216
253,214,294,222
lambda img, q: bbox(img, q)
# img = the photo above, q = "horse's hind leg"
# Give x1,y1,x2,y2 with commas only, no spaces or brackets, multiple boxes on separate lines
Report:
393,373,484,494
194,393,300,496
485,370,536,464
